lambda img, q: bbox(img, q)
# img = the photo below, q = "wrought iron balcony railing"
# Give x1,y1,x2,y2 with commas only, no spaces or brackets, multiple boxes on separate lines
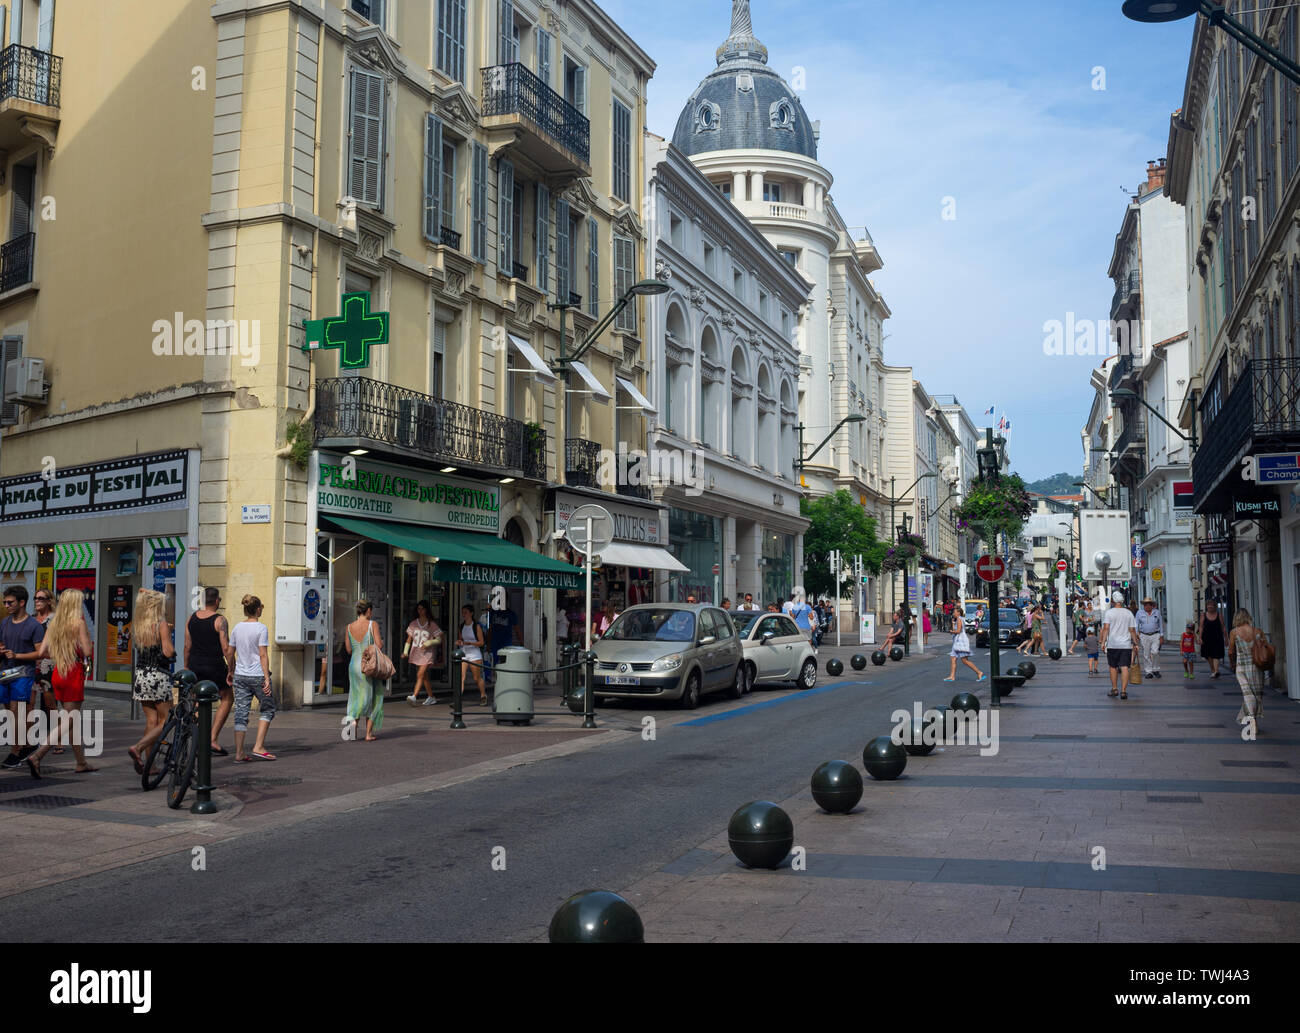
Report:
1193,356,1300,510
0,232,34,292
440,225,461,249
315,377,547,480
481,62,590,163
0,44,61,107
1110,270,1140,320
565,437,601,489
616,481,654,501
511,261,528,281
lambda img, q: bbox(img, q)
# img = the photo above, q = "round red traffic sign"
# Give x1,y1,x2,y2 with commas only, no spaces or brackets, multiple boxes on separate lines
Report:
1056,559,1068,572
712,563,719,575
976,555,1006,582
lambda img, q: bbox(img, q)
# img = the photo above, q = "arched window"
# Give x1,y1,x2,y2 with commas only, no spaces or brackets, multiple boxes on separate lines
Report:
700,324,724,449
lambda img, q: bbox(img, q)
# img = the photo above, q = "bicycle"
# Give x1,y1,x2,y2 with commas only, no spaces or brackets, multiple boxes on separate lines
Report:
142,678,199,809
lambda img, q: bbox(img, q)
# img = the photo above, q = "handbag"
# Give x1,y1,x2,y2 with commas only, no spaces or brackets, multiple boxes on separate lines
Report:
1252,632,1276,672
360,622,395,680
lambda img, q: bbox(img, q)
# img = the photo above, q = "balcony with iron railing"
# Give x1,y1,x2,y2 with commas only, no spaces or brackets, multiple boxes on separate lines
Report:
439,225,461,250
1110,270,1140,321
564,437,601,489
481,62,590,176
0,232,34,292
1192,356,1300,511
315,377,547,481
0,44,60,152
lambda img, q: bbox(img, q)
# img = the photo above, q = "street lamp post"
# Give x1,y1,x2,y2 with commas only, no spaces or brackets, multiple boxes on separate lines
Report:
887,472,938,622
1122,1,1300,88
796,414,868,469
1109,387,1197,451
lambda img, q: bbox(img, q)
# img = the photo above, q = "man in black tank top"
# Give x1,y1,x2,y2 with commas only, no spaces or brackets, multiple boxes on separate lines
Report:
184,588,233,755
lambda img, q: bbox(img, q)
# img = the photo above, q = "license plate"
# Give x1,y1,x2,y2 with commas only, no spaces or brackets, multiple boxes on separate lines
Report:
605,676,640,686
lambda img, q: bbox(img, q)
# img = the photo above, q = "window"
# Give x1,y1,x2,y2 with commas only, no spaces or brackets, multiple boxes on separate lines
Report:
471,142,488,263
536,27,552,85
612,98,631,203
778,248,798,267
564,57,586,115
770,99,794,130
732,267,744,299
669,211,683,250
588,218,599,317
348,69,385,206
497,159,514,275
758,289,769,322
781,309,790,339
703,240,716,277
432,317,448,399
341,271,374,378
762,183,782,202
497,0,517,65
1032,537,1048,548
436,0,466,82
614,235,636,332
0,335,21,426
555,198,570,301
512,181,524,266
351,0,383,25
535,183,550,292
717,180,731,199
441,141,456,233
422,114,443,242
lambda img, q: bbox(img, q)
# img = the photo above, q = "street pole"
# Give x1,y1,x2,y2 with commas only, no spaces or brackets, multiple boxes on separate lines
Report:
1058,567,1067,649
889,476,896,618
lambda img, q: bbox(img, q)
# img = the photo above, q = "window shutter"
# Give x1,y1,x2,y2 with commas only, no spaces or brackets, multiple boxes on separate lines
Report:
614,236,635,332
497,159,514,275
588,218,599,316
555,198,570,301
9,0,20,46
498,0,514,65
0,337,21,427
37,0,54,51
423,114,442,242
535,183,550,293
537,28,551,84
574,65,586,115
437,0,467,83
10,165,34,237
612,100,631,203
472,142,488,263
349,69,385,205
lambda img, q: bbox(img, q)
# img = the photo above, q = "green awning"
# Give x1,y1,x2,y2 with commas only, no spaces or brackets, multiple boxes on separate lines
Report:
324,515,584,590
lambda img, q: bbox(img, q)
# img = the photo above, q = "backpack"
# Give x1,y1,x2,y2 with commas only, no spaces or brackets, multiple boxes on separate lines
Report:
1252,632,1276,672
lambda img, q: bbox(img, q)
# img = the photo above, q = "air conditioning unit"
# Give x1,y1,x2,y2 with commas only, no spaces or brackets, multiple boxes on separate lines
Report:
4,357,47,405
397,397,439,450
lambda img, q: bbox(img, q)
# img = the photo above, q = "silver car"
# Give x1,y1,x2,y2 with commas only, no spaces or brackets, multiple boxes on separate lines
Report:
733,612,818,691
591,603,746,708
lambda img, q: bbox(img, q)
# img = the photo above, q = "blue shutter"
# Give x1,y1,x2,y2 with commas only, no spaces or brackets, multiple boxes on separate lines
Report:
497,159,514,275
437,0,466,82
472,142,488,263
555,198,570,301
535,184,550,293
423,114,442,242
588,218,599,316
498,0,514,64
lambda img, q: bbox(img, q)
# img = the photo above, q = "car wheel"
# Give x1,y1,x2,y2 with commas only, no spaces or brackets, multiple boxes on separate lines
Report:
797,657,817,690
725,664,744,699
744,660,758,694
678,670,701,709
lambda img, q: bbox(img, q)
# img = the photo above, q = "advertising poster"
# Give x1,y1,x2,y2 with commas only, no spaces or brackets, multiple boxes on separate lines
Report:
36,567,52,593
107,585,132,665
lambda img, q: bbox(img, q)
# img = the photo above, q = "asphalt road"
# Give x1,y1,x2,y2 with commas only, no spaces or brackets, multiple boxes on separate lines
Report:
7,648,1012,942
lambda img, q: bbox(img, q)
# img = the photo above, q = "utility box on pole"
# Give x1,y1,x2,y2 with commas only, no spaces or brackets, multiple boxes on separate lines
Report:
1079,510,1132,580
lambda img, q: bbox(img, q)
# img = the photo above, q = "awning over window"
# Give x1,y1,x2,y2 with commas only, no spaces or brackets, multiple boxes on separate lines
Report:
567,360,611,401
596,541,689,572
616,377,656,415
507,334,557,383
323,515,583,590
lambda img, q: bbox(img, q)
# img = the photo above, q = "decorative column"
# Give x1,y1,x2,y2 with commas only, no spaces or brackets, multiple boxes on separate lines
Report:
732,170,746,201
752,170,765,204
802,179,814,208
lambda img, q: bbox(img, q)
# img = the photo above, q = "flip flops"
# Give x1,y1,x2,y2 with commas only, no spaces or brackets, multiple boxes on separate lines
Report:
127,746,144,774
252,751,277,761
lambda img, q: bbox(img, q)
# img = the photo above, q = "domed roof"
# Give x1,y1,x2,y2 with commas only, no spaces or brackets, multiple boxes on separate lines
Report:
671,1,818,161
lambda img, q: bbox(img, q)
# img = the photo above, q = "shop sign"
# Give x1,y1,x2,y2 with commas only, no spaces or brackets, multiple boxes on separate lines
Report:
555,492,661,545
316,453,499,532
0,450,188,523
1172,480,1194,509
434,560,582,592
1197,539,1230,554
1233,496,1281,519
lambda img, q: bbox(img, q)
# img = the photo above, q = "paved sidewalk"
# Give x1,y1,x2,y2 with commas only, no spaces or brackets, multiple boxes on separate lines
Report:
614,651,1300,941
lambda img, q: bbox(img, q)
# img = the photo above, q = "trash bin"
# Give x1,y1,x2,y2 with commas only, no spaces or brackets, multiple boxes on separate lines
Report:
493,646,534,725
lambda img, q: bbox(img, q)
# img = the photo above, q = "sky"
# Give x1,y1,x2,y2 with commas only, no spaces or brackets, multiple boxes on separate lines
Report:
600,0,1196,482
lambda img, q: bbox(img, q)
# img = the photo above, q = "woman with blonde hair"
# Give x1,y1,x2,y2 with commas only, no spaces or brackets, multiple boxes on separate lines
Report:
26,588,96,777
128,589,175,774
344,599,384,739
1228,608,1263,734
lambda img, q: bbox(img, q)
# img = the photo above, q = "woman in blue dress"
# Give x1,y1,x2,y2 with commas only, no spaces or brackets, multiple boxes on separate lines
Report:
344,599,384,740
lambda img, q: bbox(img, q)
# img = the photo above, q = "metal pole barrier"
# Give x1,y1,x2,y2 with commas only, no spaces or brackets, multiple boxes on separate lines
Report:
450,648,466,730
191,679,218,815
988,571,1001,709
582,649,597,729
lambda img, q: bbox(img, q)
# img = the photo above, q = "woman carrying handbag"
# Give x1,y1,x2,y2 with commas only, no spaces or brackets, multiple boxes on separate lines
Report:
344,600,387,740
1227,608,1264,735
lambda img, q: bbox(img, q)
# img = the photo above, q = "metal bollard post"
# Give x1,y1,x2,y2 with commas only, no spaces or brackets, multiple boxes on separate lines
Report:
191,679,219,815
559,643,573,705
450,648,466,730
582,649,597,729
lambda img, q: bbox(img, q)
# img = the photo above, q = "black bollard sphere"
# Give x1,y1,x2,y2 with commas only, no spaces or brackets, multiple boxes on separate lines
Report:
826,657,844,677
862,736,908,780
173,668,198,690
566,681,587,714
810,760,864,813
889,645,905,662
1018,660,1036,680
1000,679,1015,696
871,650,887,666
927,705,950,744
904,716,936,756
951,691,980,715
850,653,867,671
1049,647,1062,660
727,801,794,868
548,890,645,943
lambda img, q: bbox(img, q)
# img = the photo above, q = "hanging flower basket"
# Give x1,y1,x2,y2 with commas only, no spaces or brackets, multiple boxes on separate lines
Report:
882,531,927,572
953,474,1033,548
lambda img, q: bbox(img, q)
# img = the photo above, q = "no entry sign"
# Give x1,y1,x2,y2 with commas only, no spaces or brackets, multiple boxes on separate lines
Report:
976,555,1006,582
1056,559,1068,572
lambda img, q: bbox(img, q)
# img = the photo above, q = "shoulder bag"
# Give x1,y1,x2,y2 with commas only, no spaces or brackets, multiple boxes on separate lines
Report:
361,621,395,681
1252,631,1276,672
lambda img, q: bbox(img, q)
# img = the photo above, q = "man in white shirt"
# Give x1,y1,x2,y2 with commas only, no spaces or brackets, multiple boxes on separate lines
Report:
1135,595,1165,679
1099,590,1140,699
738,593,760,611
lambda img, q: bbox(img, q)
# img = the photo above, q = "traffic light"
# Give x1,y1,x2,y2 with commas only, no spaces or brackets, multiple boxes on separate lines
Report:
1122,580,1129,590
861,575,869,585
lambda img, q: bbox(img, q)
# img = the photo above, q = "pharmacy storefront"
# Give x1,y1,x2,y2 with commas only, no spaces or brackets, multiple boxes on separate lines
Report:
306,452,581,705
0,449,198,691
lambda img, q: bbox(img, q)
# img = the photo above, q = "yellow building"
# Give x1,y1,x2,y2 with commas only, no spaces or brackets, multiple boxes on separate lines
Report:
0,0,661,706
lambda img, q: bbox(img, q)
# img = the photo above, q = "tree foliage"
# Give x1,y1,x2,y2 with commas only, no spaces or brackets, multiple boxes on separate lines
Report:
800,490,887,600
953,474,1033,548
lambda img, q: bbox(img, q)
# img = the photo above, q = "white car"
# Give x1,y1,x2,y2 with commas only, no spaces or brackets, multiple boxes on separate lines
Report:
732,612,818,691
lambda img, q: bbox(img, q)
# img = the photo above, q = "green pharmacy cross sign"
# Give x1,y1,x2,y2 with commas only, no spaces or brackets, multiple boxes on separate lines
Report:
302,292,390,370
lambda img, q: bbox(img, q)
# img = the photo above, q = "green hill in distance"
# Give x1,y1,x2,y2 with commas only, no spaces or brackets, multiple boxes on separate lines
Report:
1024,472,1082,496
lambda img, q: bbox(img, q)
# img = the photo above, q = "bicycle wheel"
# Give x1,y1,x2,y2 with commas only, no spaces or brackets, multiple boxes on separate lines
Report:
142,715,179,791
166,725,197,809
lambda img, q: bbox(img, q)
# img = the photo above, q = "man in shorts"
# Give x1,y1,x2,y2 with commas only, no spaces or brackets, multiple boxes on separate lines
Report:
1099,589,1140,700
1,586,45,768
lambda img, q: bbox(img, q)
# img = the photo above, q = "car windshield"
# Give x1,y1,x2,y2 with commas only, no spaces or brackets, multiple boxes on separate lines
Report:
733,613,761,636
979,610,1021,626
604,608,696,642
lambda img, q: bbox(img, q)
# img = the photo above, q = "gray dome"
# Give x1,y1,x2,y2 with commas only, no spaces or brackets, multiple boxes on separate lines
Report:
671,1,818,160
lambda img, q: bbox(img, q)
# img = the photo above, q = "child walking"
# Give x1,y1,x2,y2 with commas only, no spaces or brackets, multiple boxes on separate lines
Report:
944,620,986,682
1085,625,1100,677
1181,621,1197,678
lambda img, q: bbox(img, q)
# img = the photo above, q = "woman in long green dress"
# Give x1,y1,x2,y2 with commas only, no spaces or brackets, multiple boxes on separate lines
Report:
344,600,383,741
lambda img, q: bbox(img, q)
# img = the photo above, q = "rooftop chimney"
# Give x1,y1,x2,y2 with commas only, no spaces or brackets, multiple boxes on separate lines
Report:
1145,158,1167,193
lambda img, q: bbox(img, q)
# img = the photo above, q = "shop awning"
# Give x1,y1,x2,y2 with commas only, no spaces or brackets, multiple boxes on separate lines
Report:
507,334,557,383
596,541,690,572
567,360,611,401
324,515,584,590
615,377,656,414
